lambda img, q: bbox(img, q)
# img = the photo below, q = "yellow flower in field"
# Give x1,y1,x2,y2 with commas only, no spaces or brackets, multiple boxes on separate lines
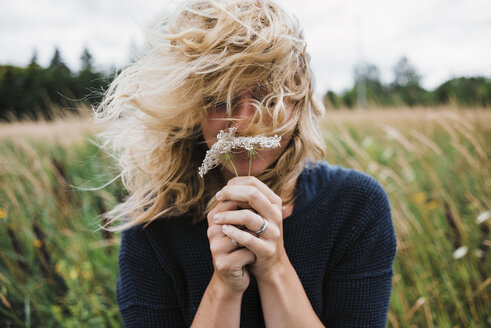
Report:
33,239,43,248
55,262,64,276
410,192,426,204
426,200,439,211
50,305,63,321
69,267,79,280
0,208,6,219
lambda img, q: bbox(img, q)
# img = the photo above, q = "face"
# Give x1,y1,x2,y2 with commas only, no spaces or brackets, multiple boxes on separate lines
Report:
201,88,293,180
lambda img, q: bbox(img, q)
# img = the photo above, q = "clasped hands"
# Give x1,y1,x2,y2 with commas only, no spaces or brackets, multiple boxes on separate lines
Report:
207,176,288,285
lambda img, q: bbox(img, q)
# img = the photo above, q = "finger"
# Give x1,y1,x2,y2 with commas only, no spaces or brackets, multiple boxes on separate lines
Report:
207,200,251,226
208,222,246,240
228,248,257,266
216,185,280,222
214,248,256,273
213,209,265,236
227,176,282,206
209,235,243,255
234,248,256,268
207,224,223,240
214,199,251,211
221,224,267,256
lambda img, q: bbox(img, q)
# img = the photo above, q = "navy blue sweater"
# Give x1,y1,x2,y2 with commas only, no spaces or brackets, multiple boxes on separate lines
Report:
117,162,397,327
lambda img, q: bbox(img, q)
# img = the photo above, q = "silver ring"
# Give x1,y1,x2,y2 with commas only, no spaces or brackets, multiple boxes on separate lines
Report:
231,239,242,248
254,217,269,236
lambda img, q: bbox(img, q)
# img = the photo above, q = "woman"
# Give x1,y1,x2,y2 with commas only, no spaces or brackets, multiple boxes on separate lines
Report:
95,0,397,327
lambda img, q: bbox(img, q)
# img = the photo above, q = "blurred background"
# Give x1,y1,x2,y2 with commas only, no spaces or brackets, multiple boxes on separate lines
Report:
0,0,490,327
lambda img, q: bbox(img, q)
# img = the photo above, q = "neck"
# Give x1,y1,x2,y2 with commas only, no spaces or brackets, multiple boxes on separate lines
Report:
282,204,294,219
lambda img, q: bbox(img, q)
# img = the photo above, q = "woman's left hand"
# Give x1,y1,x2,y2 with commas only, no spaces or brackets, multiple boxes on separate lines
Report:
212,176,289,283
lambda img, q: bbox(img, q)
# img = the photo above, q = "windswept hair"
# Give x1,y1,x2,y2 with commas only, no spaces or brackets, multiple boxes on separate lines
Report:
93,0,325,231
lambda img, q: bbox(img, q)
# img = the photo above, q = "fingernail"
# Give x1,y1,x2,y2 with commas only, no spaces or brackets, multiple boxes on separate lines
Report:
213,214,221,222
222,224,228,231
215,191,222,200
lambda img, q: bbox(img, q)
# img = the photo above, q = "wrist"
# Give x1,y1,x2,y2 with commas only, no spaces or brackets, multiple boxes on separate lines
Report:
256,255,292,286
211,273,245,301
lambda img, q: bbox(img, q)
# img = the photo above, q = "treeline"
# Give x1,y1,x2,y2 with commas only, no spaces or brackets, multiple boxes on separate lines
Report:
0,48,109,121
1,51,490,122
323,57,491,109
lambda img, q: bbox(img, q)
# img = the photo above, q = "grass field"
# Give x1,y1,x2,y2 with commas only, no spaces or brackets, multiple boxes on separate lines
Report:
0,108,490,327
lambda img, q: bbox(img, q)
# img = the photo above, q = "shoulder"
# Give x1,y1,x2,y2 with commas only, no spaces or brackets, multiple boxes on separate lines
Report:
340,166,391,213
119,215,193,265
294,161,389,215
118,222,174,280
301,160,385,195
326,163,392,232
305,164,396,274
295,161,394,242
118,218,187,284
118,221,184,310
119,223,150,258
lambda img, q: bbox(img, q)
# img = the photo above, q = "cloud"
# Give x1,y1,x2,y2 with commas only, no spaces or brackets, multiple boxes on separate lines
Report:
0,0,490,93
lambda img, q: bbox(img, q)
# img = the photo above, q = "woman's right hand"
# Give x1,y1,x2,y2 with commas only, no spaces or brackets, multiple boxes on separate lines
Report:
207,200,257,296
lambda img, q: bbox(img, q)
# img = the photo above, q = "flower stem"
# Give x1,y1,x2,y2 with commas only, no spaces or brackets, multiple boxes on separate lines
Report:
227,157,239,177
248,153,252,176
225,156,245,277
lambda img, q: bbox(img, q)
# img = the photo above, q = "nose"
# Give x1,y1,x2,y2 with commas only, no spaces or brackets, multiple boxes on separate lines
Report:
229,94,256,132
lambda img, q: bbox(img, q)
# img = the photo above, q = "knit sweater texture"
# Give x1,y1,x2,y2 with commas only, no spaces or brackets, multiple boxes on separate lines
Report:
117,161,397,327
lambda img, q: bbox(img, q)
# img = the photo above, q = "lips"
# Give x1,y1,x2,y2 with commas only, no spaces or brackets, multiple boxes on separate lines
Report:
230,148,246,153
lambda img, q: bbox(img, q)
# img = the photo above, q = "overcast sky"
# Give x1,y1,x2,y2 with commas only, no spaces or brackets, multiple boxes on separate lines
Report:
1,0,490,94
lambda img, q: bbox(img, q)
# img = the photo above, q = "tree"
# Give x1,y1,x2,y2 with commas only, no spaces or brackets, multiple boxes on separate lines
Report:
323,90,343,109
24,50,45,119
77,47,105,106
0,66,24,120
80,47,93,71
392,57,420,87
435,77,491,107
49,48,66,69
29,50,40,68
0,47,112,122
45,48,73,117
353,61,387,107
390,57,426,106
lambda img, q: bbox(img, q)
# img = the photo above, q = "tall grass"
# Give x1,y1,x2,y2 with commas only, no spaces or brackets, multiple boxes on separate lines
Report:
0,132,124,327
0,108,490,327
321,108,490,327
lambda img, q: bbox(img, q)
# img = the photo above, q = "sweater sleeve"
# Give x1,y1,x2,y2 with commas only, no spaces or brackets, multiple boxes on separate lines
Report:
321,173,397,327
117,225,185,327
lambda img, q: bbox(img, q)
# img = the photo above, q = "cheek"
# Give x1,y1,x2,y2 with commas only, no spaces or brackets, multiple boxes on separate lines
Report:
201,114,227,148
279,134,292,153
267,134,292,159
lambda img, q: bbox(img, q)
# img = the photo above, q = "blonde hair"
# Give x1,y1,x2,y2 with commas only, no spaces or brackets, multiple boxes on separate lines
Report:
93,0,325,230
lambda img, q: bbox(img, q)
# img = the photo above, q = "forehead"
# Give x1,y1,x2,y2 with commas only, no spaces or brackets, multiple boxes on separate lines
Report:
204,84,271,103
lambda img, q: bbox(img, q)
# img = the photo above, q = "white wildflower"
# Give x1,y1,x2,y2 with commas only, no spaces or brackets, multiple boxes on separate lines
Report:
198,127,282,177
474,249,484,258
361,136,373,149
198,127,237,178
452,246,468,260
476,211,491,225
381,148,394,161
367,161,378,174
383,126,401,140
